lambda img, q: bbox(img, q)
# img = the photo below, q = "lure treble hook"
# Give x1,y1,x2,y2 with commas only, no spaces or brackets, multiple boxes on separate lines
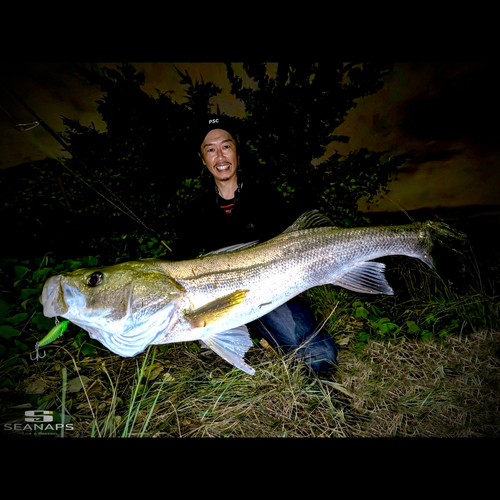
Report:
30,342,46,361
30,320,69,362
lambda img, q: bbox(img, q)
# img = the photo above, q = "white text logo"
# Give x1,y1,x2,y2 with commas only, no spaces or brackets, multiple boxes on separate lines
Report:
25,410,54,422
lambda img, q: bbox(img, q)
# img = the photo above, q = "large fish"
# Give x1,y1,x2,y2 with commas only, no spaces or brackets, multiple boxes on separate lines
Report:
40,211,462,375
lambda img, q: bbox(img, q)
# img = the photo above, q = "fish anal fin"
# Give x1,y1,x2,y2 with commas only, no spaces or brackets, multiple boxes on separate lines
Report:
203,326,255,375
185,289,249,328
332,261,394,295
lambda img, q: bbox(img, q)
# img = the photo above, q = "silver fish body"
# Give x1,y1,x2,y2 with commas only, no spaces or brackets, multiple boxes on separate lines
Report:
40,212,457,375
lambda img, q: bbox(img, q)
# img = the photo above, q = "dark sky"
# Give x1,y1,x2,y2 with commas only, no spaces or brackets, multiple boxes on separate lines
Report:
1,62,499,213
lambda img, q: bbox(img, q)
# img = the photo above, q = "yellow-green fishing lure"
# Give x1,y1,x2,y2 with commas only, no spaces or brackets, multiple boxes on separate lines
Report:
31,320,69,361
39,320,69,347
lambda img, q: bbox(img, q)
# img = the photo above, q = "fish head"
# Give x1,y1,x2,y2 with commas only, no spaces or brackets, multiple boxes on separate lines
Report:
40,261,185,357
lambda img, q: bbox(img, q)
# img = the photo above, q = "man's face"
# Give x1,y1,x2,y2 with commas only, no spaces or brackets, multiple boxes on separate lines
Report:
200,128,238,183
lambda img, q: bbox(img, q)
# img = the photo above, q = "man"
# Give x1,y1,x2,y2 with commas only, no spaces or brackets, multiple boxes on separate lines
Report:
173,115,337,372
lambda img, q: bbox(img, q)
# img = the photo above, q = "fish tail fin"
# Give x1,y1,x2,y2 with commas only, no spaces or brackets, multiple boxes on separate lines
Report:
425,221,468,246
422,220,469,267
203,326,256,375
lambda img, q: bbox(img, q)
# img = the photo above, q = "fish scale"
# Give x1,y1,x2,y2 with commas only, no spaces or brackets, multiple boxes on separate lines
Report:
152,222,434,346
40,211,462,374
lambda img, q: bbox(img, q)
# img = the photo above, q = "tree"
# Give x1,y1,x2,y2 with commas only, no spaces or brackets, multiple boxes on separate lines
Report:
224,62,407,224
0,62,407,260
63,62,405,228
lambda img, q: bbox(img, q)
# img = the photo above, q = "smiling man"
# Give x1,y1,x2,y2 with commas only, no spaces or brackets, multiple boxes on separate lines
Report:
174,116,290,251
200,127,238,197
172,115,338,373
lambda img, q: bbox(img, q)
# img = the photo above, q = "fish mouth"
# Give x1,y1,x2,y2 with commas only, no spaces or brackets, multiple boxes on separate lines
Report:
40,275,89,319
40,275,68,317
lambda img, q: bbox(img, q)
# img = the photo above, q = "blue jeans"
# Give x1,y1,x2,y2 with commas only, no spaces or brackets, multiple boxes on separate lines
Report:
254,300,337,372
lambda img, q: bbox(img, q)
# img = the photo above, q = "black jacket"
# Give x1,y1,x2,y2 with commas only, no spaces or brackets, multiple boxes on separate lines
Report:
171,178,303,261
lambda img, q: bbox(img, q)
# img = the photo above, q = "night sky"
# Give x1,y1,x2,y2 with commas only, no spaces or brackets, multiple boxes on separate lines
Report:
1,62,499,214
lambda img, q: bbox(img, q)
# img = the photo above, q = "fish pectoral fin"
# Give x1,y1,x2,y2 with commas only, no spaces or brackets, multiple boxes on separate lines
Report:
203,326,255,375
332,261,394,295
185,289,249,328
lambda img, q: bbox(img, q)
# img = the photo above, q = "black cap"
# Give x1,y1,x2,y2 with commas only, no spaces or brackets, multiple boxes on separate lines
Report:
195,114,240,151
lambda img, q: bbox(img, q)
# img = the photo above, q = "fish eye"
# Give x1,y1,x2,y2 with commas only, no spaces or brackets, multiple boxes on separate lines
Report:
87,271,104,287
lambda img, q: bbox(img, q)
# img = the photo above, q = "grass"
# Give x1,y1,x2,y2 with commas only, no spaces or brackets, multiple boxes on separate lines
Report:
1,324,499,438
337,329,500,437
1,224,499,438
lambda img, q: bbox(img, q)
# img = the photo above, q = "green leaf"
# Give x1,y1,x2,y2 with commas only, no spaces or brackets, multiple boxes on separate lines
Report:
13,339,28,351
406,320,420,334
5,312,28,325
72,330,88,348
62,259,83,271
421,329,433,341
188,342,201,352
14,265,29,280
372,317,390,328
355,306,369,319
0,375,15,389
425,313,438,324
0,299,9,321
0,325,19,339
81,342,96,356
31,314,56,331
32,268,52,282
358,331,370,342
378,322,399,334
67,376,90,393
19,288,41,300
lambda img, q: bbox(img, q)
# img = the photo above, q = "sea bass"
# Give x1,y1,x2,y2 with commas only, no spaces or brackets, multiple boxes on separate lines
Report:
40,211,460,375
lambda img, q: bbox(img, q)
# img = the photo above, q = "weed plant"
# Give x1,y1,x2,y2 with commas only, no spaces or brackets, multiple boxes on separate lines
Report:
1,229,499,438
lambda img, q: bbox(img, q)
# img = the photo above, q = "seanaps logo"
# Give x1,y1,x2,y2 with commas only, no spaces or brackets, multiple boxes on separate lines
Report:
3,410,74,434
26,410,54,422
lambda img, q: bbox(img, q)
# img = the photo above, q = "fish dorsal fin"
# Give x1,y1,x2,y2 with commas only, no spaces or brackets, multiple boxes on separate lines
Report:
331,261,394,295
282,210,337,234
203,241,260,255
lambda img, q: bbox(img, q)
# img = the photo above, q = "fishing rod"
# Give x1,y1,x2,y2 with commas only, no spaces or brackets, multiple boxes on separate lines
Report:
0,77,172,252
